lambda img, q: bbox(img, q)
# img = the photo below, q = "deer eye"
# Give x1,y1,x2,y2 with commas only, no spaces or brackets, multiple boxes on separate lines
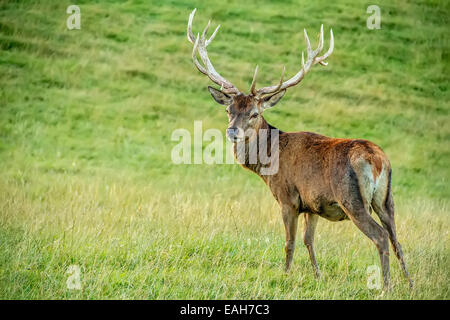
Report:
250,113,258,119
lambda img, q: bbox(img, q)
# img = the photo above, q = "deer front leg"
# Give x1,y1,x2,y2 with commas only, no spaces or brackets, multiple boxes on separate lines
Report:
281,205,299,272
303,213,321,278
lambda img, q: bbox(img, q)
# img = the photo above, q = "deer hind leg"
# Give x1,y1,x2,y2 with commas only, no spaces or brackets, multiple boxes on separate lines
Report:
342,201,391,290
372,172,413,288
281,205,299,272
304,213,321,278
372,204,413,289
334,167,391,290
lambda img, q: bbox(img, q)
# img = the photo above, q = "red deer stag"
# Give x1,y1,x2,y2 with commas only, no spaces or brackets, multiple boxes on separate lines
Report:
187,9,412,290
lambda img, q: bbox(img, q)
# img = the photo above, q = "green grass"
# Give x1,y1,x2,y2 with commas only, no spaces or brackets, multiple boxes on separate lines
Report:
0,0,449,299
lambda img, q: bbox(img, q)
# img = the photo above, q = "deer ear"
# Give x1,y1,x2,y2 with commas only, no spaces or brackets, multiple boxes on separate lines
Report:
261,89,286,110
208,86,233,105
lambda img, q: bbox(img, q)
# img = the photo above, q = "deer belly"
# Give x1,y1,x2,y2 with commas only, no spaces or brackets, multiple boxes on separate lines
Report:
318,203,348,221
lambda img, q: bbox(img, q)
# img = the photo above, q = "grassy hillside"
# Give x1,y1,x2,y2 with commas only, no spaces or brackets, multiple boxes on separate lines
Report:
0,0,448,299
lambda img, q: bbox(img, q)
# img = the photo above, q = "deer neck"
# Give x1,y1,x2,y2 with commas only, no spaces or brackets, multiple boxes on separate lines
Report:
232,117,281,176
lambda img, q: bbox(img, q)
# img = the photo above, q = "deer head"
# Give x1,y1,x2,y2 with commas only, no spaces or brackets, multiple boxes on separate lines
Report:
187,9,334,142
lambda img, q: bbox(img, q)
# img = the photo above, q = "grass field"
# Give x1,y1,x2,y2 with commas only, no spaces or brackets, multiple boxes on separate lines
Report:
0,0,449,299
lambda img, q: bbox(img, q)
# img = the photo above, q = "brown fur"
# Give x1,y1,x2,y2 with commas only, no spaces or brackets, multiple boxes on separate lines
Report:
211,91,413,290
188,7,411,290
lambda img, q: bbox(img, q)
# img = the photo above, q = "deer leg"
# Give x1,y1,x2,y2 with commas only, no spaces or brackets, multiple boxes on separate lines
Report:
281,205,299,272
344,205,391,290
379,215,412,289
372,203,413,288
303,213,321,278
334,166,391,290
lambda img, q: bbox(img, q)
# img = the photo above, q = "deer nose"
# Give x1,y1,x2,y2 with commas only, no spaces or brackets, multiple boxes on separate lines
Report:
227,127,239,137
226,127,243,142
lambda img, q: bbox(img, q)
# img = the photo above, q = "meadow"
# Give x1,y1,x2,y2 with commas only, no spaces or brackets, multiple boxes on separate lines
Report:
0,0,448,299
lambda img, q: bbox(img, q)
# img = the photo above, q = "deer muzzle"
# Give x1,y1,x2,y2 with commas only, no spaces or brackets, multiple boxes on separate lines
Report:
226,127,244,142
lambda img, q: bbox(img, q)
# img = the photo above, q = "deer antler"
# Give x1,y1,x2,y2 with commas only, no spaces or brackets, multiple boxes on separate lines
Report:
187,9,240,95
252,25,334,97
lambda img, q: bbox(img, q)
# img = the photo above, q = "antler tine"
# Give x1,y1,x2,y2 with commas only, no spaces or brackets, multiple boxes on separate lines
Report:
256,66,286,97
254,25,334,96
272,66,286,93
187,9,221,47
304,29,312,57
188,10,334,97
187,8,197,44
250,65,259,96
317,28,334,66
191,33,208,75
301,51,305,70
206,24,220,46
197,28,236,93
201,20,211,40
250,66,286,97
316,25,324,55
188,9,239,94
279,66,286,86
